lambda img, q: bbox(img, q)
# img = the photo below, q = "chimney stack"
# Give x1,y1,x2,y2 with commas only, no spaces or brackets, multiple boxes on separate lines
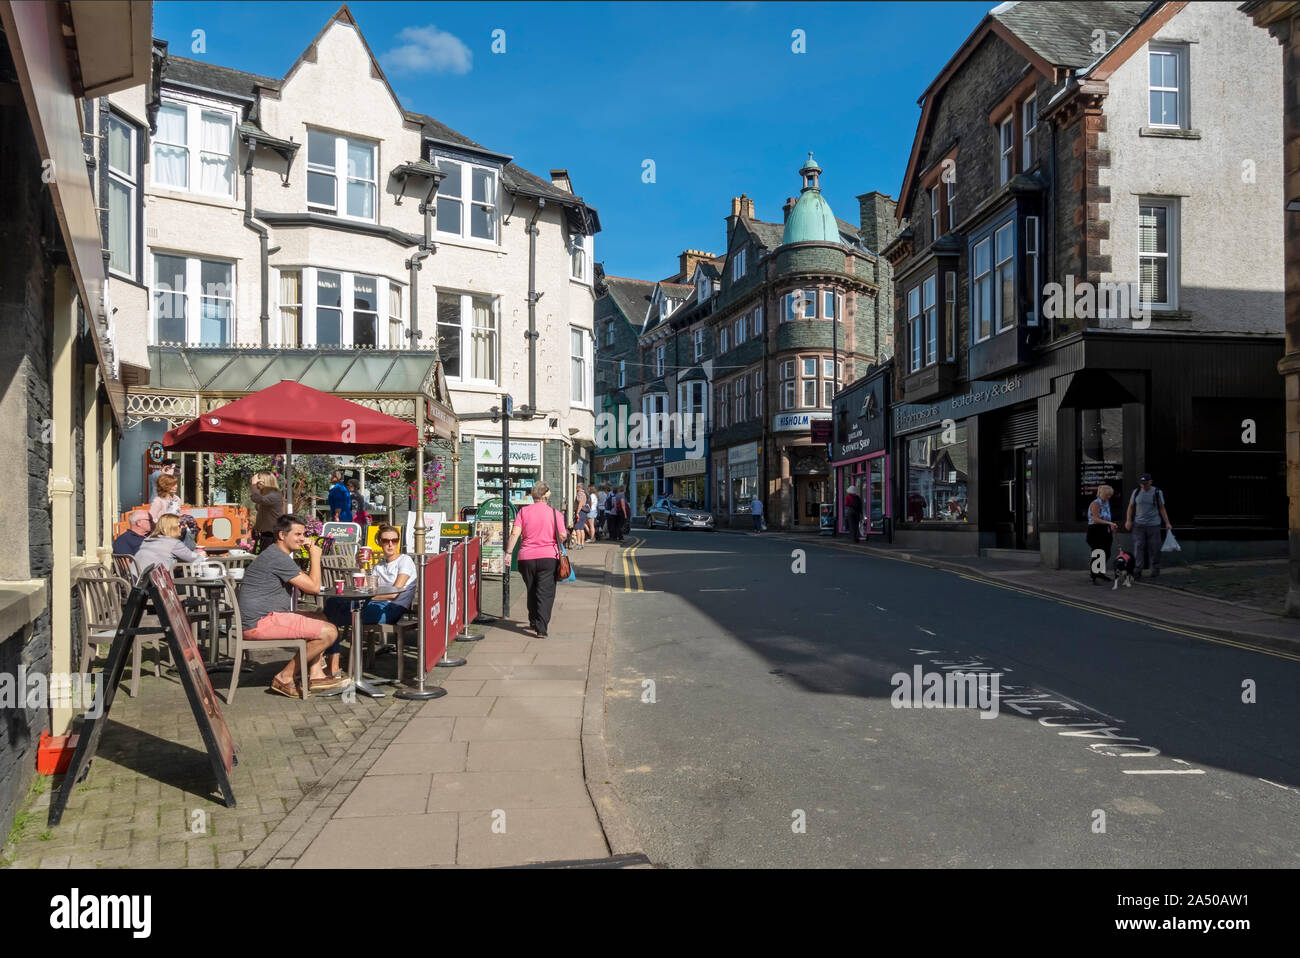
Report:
857,191,899,251
677,249,718,281
783,196,798,223
731,196,742,217
549,169,573,194
740,194,755,219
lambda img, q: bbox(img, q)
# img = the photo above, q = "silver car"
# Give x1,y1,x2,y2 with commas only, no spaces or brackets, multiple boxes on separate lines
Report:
647,497,715,531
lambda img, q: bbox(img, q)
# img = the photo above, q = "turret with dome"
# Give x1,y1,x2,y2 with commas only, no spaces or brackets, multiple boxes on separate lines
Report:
781,152,842,245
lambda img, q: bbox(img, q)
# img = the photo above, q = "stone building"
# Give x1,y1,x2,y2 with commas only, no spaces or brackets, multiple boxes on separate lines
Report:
0,0,152,848
708,160,895,530
884,1,1285,566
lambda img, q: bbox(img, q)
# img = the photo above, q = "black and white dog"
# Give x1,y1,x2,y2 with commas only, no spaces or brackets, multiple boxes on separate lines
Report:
1112,550,1135,590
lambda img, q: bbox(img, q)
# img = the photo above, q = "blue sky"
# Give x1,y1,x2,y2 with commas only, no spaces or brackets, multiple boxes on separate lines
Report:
155,1,992,281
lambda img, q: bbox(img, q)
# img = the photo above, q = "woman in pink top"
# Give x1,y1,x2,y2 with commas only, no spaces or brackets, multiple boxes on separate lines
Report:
505,481,567,637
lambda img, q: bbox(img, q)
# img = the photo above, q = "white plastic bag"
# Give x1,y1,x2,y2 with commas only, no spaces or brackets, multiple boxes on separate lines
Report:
1161,529,1181,552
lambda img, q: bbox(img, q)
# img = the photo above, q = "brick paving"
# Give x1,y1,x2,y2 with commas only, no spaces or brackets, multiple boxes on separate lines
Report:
2,641,433,869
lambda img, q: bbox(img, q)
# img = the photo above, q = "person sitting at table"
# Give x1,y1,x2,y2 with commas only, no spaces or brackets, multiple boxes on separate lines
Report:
238,514,345,697
133,514,201,577
321,523,416,679
113,510,153,556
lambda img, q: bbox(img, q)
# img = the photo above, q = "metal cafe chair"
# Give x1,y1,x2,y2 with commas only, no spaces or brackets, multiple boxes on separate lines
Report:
75,573,165,698
224,578,308,702
173,561,233,655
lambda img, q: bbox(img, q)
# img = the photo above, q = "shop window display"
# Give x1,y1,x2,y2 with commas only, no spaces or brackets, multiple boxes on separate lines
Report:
905,424,969,522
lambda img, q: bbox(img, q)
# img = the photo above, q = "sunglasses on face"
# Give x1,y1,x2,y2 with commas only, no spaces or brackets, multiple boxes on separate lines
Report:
379,537,400,544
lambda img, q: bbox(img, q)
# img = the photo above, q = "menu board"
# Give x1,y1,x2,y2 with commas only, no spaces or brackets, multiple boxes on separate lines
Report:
477,497,514,576
52,566,236,826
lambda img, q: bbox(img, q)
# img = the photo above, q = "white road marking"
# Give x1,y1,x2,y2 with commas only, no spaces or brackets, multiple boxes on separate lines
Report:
875,605,887,611
699,588,744,592
1123,769,1206,775
1259,778,1300,794
917,627,936,636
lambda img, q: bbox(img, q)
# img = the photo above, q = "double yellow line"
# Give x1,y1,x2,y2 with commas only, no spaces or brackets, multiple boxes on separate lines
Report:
621,536,645,592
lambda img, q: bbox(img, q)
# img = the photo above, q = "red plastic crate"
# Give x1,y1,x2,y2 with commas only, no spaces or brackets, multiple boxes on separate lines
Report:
36,730,78,775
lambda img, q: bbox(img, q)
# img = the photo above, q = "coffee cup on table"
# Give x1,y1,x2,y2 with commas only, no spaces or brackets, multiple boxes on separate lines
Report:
351,572,365,590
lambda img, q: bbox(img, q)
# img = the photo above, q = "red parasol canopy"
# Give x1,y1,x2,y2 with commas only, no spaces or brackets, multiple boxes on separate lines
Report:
163,380,418,454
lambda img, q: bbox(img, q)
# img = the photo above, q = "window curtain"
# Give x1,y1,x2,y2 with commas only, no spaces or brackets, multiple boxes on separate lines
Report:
199,111,234,194
346,142,375,219
471,297,496,380
154,105,188,188
279,270,301,347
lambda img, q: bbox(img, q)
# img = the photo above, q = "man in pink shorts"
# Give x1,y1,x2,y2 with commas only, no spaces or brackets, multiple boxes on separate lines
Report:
237,514,343,696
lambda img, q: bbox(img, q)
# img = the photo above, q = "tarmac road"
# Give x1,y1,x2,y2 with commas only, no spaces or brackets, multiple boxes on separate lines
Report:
604,528,1300,868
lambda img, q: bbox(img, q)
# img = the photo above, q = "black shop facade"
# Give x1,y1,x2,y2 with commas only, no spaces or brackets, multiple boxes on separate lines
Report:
889,333,1287,569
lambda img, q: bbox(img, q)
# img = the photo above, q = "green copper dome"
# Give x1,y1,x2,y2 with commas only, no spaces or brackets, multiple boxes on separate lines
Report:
781,152,840,245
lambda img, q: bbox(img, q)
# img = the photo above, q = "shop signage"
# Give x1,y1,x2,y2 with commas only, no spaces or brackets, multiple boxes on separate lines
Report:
664,457,706,478
833,373,889,462
634,449,664,468
892,373,1027,434
476,438,541,466
773,412,831,433
810,420,833,443
1079,461,1123,497
728,442,759,466
595,453,632,473
425,399,456,441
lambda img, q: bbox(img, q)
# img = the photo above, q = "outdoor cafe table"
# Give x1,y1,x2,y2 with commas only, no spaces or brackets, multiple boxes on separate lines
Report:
316,586,401,699
172,575,235,671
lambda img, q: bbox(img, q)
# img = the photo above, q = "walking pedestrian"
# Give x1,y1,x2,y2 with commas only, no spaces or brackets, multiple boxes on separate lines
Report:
1086,483,1119,584
750,495,764,532
596,484,609,540
844,484,863,543
573,483,588,550
505,481,567,637
1124,473,1172,579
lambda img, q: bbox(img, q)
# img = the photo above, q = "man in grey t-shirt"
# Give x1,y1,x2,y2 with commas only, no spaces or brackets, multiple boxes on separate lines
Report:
237,514,342,696
1124,473,1172,579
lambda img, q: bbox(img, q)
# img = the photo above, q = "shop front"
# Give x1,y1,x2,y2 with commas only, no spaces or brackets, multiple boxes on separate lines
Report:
772,412,831,530
831,369,891,537
716,441,760,526
593,452,632,500
475,437,541,510
633,449,664,516
664,453,707,508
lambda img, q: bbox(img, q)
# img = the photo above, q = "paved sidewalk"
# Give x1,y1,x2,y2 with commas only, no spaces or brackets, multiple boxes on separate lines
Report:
287,542,626,867
718,527,1300,652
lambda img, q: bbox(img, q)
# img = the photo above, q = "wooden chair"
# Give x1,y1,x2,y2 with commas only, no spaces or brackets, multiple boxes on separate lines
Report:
75,573,165,698
225,578,309,702
111,553,139,580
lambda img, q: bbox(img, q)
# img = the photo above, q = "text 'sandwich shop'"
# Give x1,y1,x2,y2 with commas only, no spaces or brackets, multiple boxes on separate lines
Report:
830,368,891,537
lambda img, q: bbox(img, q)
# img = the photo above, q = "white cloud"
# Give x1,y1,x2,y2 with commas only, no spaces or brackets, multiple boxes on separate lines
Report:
383,25,472,75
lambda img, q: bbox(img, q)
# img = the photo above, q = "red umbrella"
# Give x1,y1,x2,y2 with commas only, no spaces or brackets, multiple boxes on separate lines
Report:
164,380,419,512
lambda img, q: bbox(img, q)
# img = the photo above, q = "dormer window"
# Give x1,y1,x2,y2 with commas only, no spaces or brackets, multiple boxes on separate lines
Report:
732,249,747,280
308,129,377,221
434,157,497,241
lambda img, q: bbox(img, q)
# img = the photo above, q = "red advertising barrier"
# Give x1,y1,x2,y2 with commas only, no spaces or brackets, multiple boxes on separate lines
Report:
466,536,481,623
446,540,466,641
421,551,449,670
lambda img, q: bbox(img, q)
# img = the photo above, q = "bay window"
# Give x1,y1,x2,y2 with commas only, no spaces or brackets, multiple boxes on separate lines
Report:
734,377,747,422
389,282,404,346
801,358,818,408
999,117,1014,185
280,269,303,347
1025,216,1040,326
930,185,941,241
153,99,236,198
307,129,376,221
106,112,139,277
717,383,729,429
994,223,1015,333
908,285,922,372
1022,96,1037,167
944,272,956,361
924,276,937,366
274,268,406,348
315,271,343,345
571,233,589,281
779,360,795,410
973,238,992,342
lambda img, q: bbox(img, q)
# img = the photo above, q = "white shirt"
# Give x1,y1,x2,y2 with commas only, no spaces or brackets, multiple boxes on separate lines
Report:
588,492,598,512
376,553,418,608
750,498,763,516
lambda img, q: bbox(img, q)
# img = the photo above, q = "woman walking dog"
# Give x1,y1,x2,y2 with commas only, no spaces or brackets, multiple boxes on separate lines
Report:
1086,484,1119,584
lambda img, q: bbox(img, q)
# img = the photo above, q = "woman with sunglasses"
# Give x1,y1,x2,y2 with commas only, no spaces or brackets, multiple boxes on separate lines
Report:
321,523,417,678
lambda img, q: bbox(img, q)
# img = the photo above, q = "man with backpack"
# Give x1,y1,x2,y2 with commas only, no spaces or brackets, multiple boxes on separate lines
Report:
1124,473,1172,580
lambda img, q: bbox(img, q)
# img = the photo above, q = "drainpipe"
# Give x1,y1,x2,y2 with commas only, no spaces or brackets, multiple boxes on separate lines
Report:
1048,118,1058,341
406,189,436,346
243,143,271,347
522,198,546,416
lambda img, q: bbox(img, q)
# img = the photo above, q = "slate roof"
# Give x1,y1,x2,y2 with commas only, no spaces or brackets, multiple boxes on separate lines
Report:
991,1,1152,69
696,262,722,281
162,55,277,100
602,276,656,326
743,219,786,251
